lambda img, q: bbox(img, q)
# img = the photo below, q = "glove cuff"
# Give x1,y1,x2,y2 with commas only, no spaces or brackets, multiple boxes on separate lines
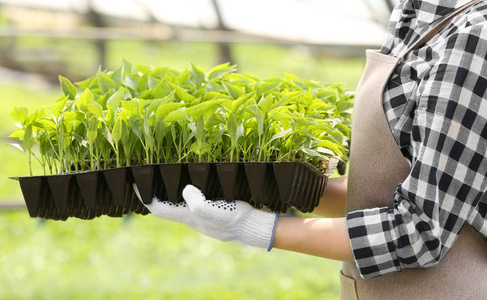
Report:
238,209,280,249
267,212,279,252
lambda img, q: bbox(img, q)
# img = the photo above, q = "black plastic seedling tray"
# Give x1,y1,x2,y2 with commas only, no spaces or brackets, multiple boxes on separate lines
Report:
11,161,336,221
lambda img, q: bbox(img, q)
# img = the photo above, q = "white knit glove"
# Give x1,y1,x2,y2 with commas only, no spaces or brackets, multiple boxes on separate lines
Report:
133,184,279,250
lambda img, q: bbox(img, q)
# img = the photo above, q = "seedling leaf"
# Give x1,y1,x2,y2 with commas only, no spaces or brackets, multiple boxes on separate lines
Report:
207,63,237,80
59,75,77,100
190,63,206,87
99,73,116,94
76,88,94,109
10,107,29,125
164,110,191,123
107,87,124,117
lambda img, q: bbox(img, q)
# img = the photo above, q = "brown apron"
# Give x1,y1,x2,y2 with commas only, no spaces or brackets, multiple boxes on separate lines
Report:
340,1,487,299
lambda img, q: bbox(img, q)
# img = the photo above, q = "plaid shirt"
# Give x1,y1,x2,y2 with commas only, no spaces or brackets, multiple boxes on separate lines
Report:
346,0,487,279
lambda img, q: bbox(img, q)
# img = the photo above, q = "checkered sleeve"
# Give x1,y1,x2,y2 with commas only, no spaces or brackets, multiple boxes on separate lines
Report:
346,17,487,278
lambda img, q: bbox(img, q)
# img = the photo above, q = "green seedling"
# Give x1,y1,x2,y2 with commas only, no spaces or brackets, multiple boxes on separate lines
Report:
8,61,353,175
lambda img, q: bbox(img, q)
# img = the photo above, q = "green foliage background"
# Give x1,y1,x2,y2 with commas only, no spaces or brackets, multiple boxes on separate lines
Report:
0,40,364,299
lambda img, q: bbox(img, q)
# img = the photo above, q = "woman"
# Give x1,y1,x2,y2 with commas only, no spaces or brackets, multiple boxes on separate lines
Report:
135,0,487,298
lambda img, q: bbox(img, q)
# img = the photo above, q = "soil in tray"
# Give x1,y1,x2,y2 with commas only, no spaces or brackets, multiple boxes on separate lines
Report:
12,161,329,220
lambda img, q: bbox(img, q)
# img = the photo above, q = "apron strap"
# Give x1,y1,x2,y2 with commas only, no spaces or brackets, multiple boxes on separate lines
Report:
399,0,480,59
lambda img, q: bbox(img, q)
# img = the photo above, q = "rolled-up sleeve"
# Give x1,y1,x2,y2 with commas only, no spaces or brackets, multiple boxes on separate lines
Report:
346,22,487,279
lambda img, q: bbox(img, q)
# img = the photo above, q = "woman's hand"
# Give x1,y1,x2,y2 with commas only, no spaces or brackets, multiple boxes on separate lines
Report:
134,184,279,250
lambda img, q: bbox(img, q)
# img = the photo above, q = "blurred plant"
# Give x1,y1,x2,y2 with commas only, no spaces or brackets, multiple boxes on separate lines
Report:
8,60,353,175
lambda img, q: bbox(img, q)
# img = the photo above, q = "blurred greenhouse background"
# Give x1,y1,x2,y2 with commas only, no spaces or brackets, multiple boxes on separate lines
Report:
0,0,393,299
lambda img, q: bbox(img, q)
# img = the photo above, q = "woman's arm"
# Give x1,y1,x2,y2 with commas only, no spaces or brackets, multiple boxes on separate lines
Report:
136,181,354,264
273,216,354,262
272,176,353,262
312,176,348,218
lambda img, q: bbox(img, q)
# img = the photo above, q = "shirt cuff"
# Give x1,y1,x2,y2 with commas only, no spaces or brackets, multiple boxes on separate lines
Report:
346,207,401,279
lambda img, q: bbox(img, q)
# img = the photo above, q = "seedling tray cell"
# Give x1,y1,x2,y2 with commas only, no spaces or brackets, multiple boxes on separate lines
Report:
216,163,240,201
103,167,128,207
131,165,156,205
159,164,188,203
11,161,334,221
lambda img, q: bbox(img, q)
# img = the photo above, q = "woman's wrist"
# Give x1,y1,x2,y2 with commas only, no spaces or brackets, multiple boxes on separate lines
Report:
272,216,354,262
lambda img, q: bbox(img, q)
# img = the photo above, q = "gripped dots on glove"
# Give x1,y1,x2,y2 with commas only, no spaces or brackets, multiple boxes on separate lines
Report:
133,184,280,251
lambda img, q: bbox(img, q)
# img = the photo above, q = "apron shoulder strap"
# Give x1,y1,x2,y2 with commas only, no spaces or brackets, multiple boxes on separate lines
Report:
400,0,480,59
